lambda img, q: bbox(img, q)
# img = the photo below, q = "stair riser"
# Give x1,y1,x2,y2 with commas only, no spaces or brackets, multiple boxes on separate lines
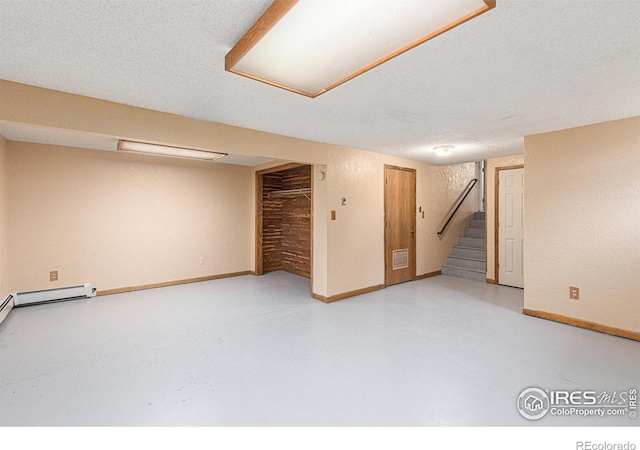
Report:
470,219,485,229
453,247,486,259
474,212,486,220
459,237,486,249
442,266,486,282
447,257,486,271
465,228,486,239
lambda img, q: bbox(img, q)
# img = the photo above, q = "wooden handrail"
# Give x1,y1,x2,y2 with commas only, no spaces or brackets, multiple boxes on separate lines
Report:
437,179,478,236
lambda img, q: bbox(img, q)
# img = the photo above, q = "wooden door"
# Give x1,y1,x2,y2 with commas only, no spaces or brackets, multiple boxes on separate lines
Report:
385,166,416,285
498,168,524,288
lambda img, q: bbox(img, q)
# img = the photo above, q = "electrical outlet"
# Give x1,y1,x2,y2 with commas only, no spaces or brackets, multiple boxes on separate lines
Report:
199,257,205,265
422,211,425,219
331,210,336,220
50,271,58,282
570,286,579,300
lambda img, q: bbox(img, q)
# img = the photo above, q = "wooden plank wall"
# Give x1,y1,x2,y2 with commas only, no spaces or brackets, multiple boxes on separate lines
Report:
281,166,311,277
262,172,283,272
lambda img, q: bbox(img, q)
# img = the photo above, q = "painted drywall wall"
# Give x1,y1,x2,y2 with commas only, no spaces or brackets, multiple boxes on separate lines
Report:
524,117,640,333
0,134,9,299
485,154,525,282
427,162,479,274
1,80,479,299
7,142,254,292
323,151,476,296
312,164,328,297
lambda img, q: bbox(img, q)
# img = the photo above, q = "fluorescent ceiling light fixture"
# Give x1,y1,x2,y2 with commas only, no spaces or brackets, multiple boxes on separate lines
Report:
434,145,455,156
226,0,495,98
117,140,227,162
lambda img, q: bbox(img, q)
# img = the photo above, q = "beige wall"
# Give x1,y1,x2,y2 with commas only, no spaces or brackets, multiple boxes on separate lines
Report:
485,154,525,282
0,134,9,298
524,117,640,332
311,165,328,297
8,142,254,292
0,80,479,299
424,162,478,275
323,152,476,296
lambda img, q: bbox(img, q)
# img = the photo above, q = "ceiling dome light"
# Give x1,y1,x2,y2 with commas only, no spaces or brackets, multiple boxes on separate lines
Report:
434,145,455,156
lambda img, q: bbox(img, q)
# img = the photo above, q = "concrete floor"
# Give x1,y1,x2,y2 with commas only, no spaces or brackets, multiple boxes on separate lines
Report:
0,272,638,426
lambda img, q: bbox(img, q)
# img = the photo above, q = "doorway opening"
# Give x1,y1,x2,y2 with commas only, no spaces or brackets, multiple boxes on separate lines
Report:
256,164,312,287
495,165,524,288
384,165,417,286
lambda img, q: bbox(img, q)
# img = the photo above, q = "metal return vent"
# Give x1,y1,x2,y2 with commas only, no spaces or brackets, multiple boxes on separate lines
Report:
393,249,409,270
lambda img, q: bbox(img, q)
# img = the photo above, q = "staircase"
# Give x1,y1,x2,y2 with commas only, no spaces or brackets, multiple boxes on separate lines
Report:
441,211,486,282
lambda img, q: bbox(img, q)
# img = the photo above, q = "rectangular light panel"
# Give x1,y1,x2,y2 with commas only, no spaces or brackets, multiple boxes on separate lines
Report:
226,0,495,97
118,140,227,162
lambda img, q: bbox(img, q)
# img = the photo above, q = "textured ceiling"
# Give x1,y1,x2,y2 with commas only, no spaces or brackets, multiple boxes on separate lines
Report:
0,0,638,165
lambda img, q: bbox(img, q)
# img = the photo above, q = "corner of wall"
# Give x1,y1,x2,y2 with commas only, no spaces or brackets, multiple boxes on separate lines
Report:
485,154,525,282
312,164,328,298
523,117,640,333
0,134,9,299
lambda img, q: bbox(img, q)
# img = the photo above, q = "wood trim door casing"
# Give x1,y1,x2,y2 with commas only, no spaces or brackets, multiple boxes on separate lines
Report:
309,165,314,297
384,165,417,286
255,170,264,275
494,164,524,286
255,163,313,286
255,162,306,176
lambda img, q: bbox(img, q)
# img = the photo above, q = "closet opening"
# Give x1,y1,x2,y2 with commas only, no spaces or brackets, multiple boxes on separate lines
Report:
255,163,312,287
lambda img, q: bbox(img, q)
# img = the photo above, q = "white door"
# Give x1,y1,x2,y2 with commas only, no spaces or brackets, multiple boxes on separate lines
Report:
499,168,524,288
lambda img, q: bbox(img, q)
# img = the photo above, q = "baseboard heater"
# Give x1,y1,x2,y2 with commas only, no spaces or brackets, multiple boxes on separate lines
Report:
0,294,14,326
14,283,96,307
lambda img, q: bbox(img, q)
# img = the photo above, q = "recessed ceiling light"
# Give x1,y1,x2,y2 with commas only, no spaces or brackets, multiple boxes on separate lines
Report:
434,145,455,156
226,0,496,98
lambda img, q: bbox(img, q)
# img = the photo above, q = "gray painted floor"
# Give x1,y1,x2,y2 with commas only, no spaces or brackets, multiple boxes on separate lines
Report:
0,272,638,426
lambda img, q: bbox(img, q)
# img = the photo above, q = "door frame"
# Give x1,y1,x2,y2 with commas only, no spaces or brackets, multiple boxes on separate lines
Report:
494,164,524,286
384,165,417,286
255,163,311,286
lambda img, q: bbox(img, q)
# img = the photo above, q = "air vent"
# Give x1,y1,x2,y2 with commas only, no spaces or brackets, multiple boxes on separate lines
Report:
393,249,409,270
